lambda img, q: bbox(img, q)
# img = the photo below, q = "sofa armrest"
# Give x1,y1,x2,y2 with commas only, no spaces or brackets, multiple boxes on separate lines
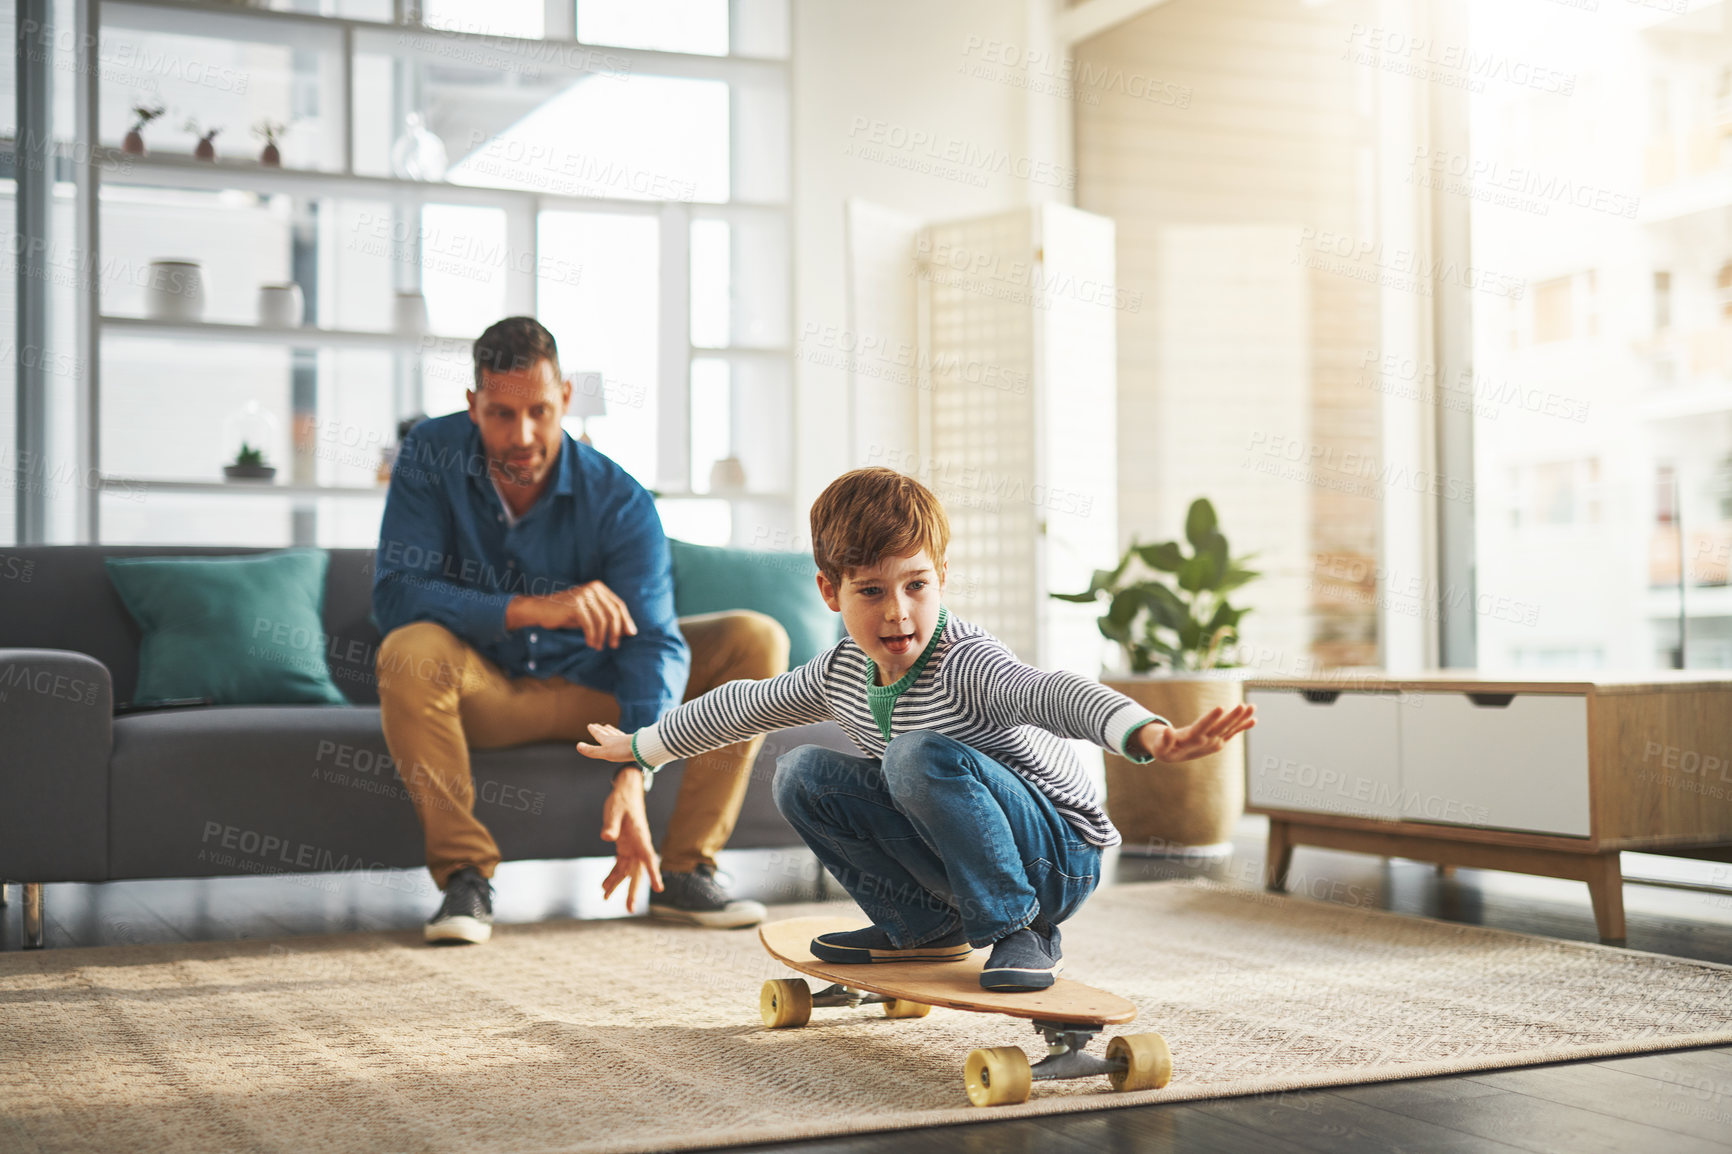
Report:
0,649,112,881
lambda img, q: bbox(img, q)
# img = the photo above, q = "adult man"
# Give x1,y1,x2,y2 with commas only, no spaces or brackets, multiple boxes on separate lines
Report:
373,316,784,944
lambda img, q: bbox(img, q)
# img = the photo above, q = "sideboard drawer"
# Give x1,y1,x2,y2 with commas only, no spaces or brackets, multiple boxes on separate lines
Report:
1397,692,1591,836
1246,689,1404,819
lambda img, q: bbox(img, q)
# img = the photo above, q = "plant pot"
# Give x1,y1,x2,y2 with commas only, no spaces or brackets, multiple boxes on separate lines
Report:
123,130,145,155
1102,672,1246,855
223,464,276,482
195,139,216,161
260,142,280,167
145,259,204,321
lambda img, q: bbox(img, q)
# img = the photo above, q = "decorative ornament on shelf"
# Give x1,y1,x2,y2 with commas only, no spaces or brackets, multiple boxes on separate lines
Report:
393,291,429,336
222,401,280,482
709,456,747,494
378,413,428,485
185,119,221,162
123,103,165,155
567,372,605,445
253,119,288,167
145,259,204,321
224,443,276,482
390,113,448,181
256,282,304,328
1053,497,1260,674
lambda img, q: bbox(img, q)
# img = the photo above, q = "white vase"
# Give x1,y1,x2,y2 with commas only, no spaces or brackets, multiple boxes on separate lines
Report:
390,114,448,182
393,291,429,336
146,260,204,322
708,456,747,493
256,282,304,328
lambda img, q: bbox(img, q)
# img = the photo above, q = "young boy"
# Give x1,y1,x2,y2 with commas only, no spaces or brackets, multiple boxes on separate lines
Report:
578,467,1256,991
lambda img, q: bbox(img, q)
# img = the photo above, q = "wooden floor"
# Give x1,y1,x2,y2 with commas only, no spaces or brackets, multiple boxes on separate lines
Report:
5,816,1732,1153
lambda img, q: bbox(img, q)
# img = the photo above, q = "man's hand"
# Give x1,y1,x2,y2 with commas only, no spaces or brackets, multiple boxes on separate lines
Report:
506,580,639,648
599,764,663,912
1134,703,1257,763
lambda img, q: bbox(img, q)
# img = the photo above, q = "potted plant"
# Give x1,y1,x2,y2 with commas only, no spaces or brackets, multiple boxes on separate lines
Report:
186,119,221,161
253,119,288,167
124,103,165,155
223,442,276,482
1053,497,1260,854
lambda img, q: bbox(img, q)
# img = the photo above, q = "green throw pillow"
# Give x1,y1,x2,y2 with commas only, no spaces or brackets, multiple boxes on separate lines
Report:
105,549,349,707
668,539,842,667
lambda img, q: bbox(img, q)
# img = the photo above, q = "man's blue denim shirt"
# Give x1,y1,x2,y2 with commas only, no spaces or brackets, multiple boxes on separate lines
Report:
372,411,691,732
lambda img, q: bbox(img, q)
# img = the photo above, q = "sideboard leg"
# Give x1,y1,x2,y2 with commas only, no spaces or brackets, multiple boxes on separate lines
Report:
22,883,44,949
1435,864,1456,878
1586,853,1625,946
0,880,9,907
1265,820,1295,892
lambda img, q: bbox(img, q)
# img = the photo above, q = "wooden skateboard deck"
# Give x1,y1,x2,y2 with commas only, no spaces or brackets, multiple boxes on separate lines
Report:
755,917,1169,1106
759,916,1138,1023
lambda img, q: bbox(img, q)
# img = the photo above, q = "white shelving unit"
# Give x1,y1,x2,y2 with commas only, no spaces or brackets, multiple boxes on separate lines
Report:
102,477,387,497
69,0,794,546
100,315,473,353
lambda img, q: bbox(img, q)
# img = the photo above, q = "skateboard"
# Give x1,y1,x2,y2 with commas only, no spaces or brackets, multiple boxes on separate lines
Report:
757,916,1172,1107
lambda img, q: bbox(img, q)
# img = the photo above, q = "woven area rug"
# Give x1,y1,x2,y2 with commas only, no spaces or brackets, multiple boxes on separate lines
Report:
4,880,1732,1154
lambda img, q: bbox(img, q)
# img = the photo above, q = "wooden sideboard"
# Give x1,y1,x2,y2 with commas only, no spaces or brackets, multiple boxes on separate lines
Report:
1243,671,1732,943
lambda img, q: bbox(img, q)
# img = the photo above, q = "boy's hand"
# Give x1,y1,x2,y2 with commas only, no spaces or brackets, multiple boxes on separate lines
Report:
599,765,664,912
1134,703,1256,763
576,721,635,764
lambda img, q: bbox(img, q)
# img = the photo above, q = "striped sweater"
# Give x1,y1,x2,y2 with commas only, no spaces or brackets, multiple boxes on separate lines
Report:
632,607,1170,847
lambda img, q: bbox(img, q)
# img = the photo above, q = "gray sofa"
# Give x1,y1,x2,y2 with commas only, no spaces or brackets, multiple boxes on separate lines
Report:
0,545,848,948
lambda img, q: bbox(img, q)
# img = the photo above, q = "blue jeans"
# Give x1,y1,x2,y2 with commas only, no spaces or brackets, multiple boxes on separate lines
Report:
772,731,1103,949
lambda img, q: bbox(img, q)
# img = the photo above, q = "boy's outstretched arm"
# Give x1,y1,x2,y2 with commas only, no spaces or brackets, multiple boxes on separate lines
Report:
945,636,1256,764
574,655,836,909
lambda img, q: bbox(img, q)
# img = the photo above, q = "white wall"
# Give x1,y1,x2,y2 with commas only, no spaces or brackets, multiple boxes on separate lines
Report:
789,0,1067,527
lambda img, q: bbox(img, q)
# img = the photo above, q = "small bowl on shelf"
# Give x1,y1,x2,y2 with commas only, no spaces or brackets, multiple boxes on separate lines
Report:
222,464,277,482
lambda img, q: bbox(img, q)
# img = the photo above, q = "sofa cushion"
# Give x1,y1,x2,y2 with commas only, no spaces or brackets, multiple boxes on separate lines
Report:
104,549,349,707
669,539,841,667
0,546,384,708
105,705,858,881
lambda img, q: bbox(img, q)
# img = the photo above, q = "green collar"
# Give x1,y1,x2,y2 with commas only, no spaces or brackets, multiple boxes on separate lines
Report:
866,606,949,696
865,606,948,742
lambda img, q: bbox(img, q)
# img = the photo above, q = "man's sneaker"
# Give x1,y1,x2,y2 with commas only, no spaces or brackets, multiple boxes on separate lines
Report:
425,866,493,945
649,864,768,929
980,920,1063,991
810,923,974,965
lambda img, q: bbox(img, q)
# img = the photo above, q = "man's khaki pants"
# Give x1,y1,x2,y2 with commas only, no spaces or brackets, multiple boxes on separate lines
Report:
375,612,790,889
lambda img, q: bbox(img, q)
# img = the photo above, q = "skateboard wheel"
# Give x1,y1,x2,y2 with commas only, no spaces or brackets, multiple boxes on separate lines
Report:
881,999,932,1019
964,1046,1032,1107
760,979,812,1029
1106,1032,1172,1092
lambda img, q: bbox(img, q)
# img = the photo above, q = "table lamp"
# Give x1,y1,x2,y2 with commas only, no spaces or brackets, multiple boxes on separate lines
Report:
568,372,606,445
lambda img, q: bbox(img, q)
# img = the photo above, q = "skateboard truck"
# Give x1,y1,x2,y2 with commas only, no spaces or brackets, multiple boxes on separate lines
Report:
762,979,933,1026
809,983,891,1009
1026,1020,1120,1083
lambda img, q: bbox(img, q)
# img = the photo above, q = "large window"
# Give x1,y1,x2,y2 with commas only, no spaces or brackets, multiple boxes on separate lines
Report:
8,0,790,549
1076,0,1732,674
1466,1,1732,670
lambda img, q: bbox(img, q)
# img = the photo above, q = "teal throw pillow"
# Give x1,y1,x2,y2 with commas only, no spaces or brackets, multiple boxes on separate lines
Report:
668,539,842,667
105,549,349,706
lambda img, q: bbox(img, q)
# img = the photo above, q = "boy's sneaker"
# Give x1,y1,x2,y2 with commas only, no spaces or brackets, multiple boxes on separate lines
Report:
810,923,974,964
425,866,493,945
650,864,768,929
980,920,1063,990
